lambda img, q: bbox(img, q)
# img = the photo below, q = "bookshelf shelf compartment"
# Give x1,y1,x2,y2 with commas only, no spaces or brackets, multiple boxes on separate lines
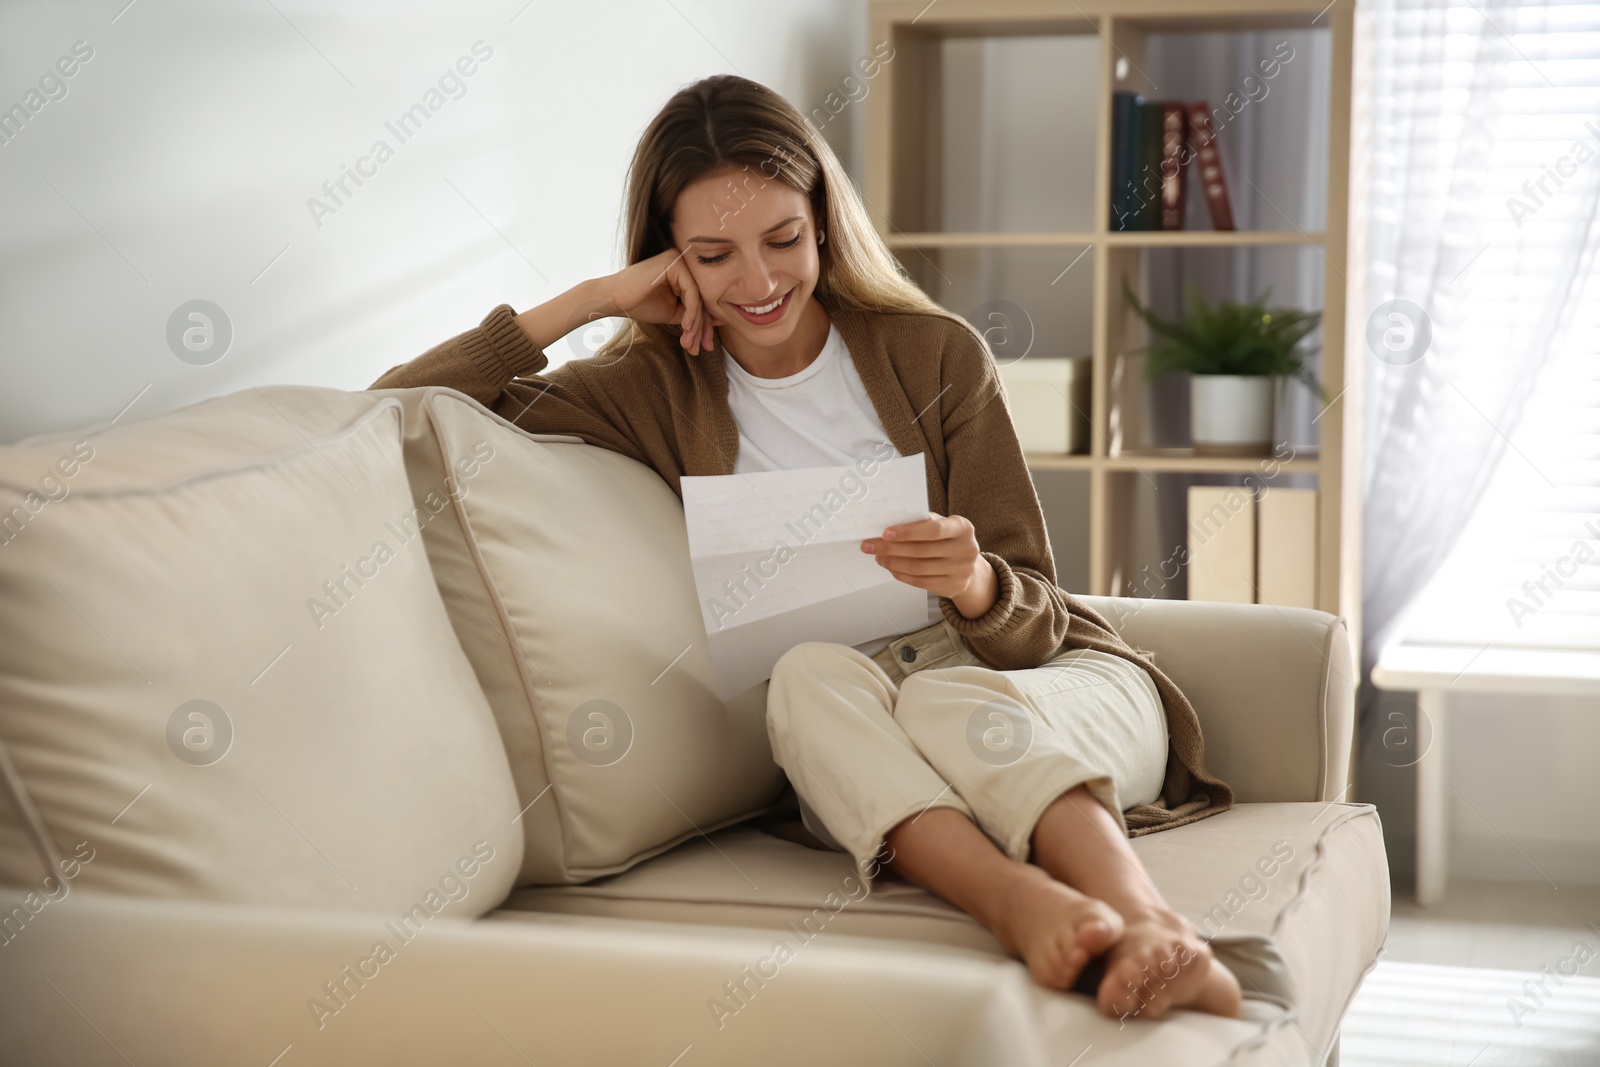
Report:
869,0,1358,655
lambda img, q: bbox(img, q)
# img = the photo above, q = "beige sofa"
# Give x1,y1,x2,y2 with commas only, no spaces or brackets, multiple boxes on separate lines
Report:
0,384,1387,1066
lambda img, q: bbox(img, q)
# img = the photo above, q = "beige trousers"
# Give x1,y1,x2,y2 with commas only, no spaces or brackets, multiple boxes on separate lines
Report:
765,617,1169,883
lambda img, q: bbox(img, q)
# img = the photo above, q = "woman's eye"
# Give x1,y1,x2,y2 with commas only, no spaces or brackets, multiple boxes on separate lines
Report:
694,234,800,265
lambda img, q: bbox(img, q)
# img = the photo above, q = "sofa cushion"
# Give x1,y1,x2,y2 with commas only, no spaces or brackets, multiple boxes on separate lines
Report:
367,387,784,884
490,802,1387,1053
0,387,523,916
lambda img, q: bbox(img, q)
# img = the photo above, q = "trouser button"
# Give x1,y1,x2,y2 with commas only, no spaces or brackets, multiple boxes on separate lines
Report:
899,646,917,663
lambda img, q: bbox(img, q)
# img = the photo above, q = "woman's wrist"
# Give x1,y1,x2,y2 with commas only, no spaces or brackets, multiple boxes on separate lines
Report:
512,277,611,352
951,556,999,620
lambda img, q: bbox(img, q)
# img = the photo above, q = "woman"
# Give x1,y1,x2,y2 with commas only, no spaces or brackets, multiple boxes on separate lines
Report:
370,73,1240,1022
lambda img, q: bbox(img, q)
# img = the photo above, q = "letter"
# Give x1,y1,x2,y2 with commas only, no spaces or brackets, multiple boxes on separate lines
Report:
1240,872,1268,902
472,440,494,463
352,154,377,179
471,39,493,61
1508,994,1538,1028
22,89,45,113
456,855,480,879
1198,904,1232,938
54,856,80,880
335,963,367,998
371,939,396,963
308,597,339,629
438,71,466,99
396,903,432,937
1536,172,1558,198
372,137,397,165
1274,40,1294,63
1256,854,1280,879
708,996,738,1029
1557,152,1578,178
1506,595,1536,628
770,940,796,965
1576,539,1595,566
840,875,867,902
308,196,338,229
0,103,30,140
73,839,95,862
309,996,340,1030
838,471,866,500
439,873,468,902
873,38,895,63
56,55,80,78
1222,889,1246,913
71,40,94,61
732,964,766,999
454,453,482,480
354,953,381,980
472,839,495,863
72,439,94,462
422,87,447,111
40,875,69,904
456,55,478,77
22,893,44,915
422,889,447,913
755,953,781,980
1157,949,1183,981
354,553,381,580
322,980,348,1007
1223,90,1244,114
1575,140,1595,166
395,102,431,137
334,170,358,198
1242,74,1268,103
1576,940,1596,965
37,473,68,502
55,454,80,478
370,540,395,565
38,73,68,102
1556,552,1579,579
1258,54,1282,80
1558,952,1581,976
340,162,365,189
860,53,882,80
1271,840,1294,864
842,74,868,104
823,891,847,913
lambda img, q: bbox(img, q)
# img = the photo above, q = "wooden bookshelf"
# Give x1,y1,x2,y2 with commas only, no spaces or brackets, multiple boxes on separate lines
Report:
866,0,1360,653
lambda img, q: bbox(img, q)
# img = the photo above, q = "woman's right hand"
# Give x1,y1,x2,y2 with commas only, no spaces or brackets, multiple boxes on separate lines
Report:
600,247,718,356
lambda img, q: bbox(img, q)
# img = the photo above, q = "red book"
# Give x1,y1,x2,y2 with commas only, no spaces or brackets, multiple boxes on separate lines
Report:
1160,103,1187,230
1185,103,1235,231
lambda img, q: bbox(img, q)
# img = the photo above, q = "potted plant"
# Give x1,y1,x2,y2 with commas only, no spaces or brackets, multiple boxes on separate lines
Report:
1122,278,1327,456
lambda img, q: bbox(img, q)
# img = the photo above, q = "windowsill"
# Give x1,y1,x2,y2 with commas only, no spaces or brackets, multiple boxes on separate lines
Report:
1372,642,1600,696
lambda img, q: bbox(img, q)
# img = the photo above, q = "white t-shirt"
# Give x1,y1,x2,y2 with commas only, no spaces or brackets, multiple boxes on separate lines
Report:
723,321,943,659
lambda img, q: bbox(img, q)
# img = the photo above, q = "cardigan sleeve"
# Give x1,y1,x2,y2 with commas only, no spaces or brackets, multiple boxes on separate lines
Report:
367,303,651,465
933,327,1074,671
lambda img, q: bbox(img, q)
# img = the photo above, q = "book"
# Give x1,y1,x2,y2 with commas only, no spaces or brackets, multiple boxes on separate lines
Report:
1110,90,1140,231
1257,488,1318,608
1159,103,1188,230
1185,103,1236,231
1135,100,1166,230
1187,486,1255,603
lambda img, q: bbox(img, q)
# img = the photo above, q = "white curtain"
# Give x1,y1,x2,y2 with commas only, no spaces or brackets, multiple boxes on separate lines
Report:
1354,0,1600,708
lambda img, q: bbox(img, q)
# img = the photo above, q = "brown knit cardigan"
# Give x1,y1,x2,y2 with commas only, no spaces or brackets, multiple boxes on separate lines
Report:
368,298,1233,835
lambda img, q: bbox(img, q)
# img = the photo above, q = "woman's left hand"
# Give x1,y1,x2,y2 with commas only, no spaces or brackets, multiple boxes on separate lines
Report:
861,512,999,618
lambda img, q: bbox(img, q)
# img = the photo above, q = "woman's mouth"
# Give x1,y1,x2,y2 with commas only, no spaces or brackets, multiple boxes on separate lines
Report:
730,288,792,326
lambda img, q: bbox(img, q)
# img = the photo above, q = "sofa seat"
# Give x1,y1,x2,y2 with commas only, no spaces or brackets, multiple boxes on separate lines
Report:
489,801,1387,1063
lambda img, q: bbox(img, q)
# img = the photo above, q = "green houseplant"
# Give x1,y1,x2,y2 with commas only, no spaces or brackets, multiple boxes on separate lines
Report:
1122,278,1327,456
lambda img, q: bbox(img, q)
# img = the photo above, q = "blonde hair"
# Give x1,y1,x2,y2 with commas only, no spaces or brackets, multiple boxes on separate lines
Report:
596,73,986,361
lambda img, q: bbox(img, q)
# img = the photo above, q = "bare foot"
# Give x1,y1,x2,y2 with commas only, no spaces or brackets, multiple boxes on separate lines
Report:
990,865,1126,991
1096,909,1242,1023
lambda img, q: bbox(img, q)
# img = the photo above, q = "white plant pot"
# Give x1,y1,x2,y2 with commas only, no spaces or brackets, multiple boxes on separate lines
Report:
1191,375,1275,456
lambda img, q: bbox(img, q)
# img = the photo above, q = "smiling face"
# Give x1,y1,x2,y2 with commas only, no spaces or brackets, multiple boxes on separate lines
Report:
668,164,821,354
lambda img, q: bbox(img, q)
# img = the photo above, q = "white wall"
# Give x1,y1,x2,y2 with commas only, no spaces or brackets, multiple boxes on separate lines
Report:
0,0,870,442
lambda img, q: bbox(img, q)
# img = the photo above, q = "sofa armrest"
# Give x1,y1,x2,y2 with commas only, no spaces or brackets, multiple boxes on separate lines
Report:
1076,596,1356,805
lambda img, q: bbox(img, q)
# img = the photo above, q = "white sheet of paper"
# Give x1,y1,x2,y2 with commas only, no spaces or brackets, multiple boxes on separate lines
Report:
681,454,932,700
